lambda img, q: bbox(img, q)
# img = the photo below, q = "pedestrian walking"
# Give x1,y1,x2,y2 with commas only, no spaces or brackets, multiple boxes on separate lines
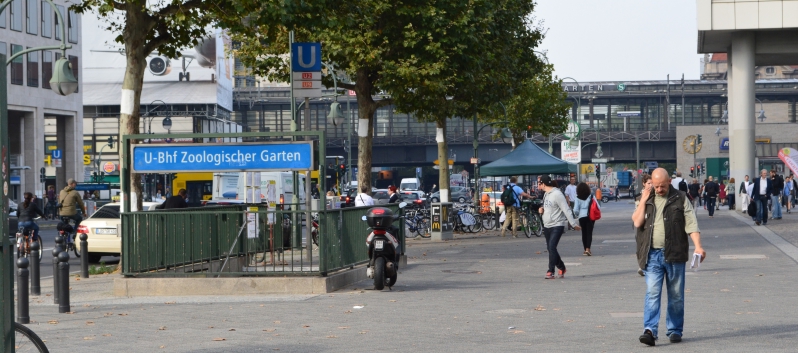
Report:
752,169,772,225
500,176,534,238
727,178,736,210
740,175,752,213
632,168,706,346
564,176,578,231
538,176,580,279
783,175,792,213
718,181,727,208
770,169,784,220
572,183,595,256
704,177,719,217
688,179,701,210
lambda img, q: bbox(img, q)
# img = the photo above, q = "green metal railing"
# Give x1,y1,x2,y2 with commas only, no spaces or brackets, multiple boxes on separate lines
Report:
121,203,405,277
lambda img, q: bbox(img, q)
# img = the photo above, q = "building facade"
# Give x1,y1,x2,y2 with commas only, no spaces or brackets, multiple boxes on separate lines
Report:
1,0,83,202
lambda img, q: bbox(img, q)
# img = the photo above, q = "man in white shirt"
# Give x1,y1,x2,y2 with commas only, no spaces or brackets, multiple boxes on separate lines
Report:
563,176,578,230
670,171,684,190
739,175,752,213
354,185,375,207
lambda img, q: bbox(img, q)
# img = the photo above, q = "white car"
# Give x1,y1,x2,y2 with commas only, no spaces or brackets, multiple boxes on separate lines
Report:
76,202,160,263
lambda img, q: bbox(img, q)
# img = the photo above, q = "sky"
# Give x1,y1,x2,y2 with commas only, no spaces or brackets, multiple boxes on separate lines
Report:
534,0,703,82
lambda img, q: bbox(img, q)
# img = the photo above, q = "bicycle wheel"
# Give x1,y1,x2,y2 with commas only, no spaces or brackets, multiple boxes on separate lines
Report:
481,212,496,230
35,238,43,261
531,214,543,237
14,322,49,352
468,213,483,233
71,238,80,258
404,219,418,238
419,217,431,238
519,214,531,238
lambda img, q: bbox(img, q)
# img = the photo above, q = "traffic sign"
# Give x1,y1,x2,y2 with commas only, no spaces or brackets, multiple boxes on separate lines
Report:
292,72,322,80
470,157,480,164
52,149,62,159
591,158,608,163
292,81,323,89
132,142,315,173
291,43,322,72
52,158,62,167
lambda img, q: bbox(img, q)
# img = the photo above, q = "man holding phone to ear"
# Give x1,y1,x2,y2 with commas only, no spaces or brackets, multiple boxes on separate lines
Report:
632,168,706,346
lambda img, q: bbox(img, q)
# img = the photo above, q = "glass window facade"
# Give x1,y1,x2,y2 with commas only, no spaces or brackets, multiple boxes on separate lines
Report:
10,0,22,31
10,44,23,85
25,0,36,34
41,50,51,89
26,49,37,87
68,55,78,93
67,9,77,43
54,4,62,40
40,0,50,38
0,3,6,28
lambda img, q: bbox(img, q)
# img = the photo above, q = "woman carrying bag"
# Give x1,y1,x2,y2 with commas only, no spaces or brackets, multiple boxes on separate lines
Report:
572,183,596,256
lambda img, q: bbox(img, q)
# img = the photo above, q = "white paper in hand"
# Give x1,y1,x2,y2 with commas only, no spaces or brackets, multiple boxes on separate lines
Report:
690,252,702,272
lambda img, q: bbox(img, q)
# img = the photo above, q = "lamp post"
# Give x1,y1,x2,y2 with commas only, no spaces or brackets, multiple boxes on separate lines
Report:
142,100,172,200
0,0,76,349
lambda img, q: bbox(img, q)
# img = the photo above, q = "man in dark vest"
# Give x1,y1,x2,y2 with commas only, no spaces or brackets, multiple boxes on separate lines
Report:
632,168,706,346
159,189,189,209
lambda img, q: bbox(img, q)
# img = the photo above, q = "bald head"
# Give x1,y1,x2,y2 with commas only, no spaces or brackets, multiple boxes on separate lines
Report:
651,168,671,196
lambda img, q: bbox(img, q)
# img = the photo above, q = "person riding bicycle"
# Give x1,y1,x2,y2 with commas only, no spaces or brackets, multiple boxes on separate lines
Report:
58,178,87,229
18,192,45,241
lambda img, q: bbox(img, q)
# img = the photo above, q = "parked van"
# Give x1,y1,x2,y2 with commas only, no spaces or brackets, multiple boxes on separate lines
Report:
232,172,307,209
400,178,421,191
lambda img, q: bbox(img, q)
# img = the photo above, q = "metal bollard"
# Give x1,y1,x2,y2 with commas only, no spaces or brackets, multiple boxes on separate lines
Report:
30,241,41,296
53,235,64,305
79,233,89,278
57,251,70,313
17,258,30,324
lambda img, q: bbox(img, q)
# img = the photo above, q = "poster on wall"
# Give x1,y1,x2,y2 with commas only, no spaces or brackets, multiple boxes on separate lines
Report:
778,148,798,176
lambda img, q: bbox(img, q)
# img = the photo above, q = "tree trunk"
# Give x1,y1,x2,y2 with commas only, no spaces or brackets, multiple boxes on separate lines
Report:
354,68,378,194
119,6,150,212
437,118,450,202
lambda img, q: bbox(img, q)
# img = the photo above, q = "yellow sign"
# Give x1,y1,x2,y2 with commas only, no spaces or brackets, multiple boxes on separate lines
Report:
83,155,91,165
433,159,454,165
581,164,595,175
248,207,259,212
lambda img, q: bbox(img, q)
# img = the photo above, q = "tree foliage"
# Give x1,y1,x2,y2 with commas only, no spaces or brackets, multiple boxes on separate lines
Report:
484,64,572,145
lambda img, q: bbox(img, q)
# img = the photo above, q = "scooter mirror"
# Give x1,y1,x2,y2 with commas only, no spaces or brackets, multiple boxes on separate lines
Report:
398,202,408,209
361,215,367,221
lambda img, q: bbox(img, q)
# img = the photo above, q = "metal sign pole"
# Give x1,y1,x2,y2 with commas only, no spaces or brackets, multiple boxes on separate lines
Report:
0,52,12,353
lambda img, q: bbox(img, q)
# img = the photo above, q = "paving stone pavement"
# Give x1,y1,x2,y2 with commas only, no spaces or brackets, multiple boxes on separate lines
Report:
14,201,798,352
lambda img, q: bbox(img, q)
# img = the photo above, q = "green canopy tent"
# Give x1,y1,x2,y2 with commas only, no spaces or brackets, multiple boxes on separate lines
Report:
479,140,578,176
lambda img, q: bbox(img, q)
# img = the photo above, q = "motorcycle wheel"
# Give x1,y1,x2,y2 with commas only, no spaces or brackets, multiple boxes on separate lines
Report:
373,257,386,290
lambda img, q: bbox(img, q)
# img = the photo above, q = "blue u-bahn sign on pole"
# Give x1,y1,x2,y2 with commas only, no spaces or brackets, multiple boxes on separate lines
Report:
131,142,314,173
291,43,322,72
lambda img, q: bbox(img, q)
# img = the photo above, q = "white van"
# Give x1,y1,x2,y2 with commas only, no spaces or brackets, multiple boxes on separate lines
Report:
400,178,421,191
233,172,307,209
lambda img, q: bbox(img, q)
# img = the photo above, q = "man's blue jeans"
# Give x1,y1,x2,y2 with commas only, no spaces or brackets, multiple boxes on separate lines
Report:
755,196,769,223
771,194,782,218
706,197,716,216
542,226,565,273
643,249,685,339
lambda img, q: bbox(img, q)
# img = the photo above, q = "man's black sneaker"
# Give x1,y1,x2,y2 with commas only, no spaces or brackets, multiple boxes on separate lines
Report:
639,329,655,346
669,333,682,343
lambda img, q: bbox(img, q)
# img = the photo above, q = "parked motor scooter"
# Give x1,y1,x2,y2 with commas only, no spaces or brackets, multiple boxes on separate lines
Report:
362,202,407,290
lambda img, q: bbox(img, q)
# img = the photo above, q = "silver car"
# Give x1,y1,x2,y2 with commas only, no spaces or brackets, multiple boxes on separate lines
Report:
429,186,471,203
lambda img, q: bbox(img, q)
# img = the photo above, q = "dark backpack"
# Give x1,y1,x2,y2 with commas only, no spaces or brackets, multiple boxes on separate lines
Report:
678,179,688,192
501,186,517,207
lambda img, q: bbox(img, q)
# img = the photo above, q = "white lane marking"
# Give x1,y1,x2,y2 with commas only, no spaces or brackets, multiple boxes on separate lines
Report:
727,210,798,264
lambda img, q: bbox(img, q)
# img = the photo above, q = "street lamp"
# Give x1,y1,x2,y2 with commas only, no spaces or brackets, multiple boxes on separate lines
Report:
0,0,75,339
720,98,766,123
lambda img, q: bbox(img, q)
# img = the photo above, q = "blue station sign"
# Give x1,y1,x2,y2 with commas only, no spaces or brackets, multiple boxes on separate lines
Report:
291,42,322,72
132,142,314,173
719,137,730,151
75,183,111,191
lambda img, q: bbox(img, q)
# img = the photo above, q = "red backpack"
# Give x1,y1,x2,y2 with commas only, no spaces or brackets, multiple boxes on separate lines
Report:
589,196,601,221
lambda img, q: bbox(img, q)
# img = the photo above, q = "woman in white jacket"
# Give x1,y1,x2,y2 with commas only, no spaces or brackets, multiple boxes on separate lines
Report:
572,183,595,256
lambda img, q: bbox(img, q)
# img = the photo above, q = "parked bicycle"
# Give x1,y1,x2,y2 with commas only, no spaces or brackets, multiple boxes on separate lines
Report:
519,200,543,238
404,207,431,238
